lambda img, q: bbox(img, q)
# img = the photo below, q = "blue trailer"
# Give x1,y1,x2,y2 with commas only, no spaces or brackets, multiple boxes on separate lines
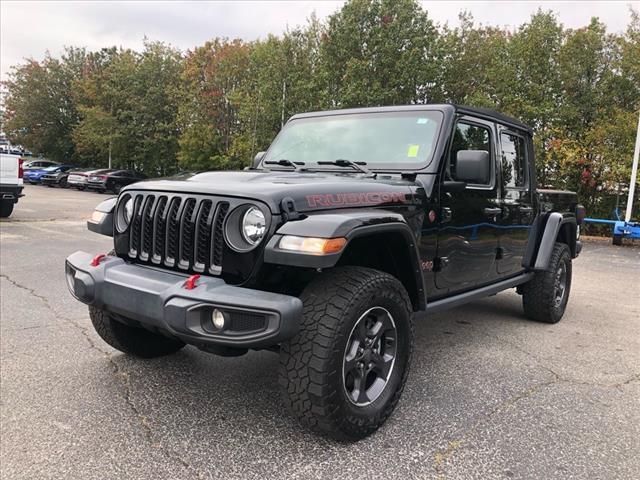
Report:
588,113,640,245
584,210,640,245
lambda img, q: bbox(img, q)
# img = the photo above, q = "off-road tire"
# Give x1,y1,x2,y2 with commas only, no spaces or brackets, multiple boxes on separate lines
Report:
279,266,413,441
612,234,623,246
0,202,14,218
522,242,572,324
89,306,185,358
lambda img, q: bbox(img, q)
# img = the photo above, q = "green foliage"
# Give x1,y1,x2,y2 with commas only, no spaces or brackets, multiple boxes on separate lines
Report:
2,0,638,222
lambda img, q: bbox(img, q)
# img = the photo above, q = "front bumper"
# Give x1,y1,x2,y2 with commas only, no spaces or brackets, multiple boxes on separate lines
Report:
65,251,303,348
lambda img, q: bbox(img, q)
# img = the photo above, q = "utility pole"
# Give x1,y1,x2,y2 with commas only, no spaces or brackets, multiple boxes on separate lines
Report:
108,140,112,169
625,111,640,222
281,80,286,128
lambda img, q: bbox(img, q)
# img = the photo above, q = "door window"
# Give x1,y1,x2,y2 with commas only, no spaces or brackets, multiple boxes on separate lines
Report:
500,133,526,188
449,122,492,186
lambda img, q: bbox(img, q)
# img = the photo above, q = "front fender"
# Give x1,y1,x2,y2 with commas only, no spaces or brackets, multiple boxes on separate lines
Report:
264,209,411,267
87,197,117,237
263,209,426,310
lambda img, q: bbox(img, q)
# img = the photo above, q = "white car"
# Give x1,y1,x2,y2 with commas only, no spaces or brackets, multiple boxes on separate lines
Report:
0,154,25,218
67,168,111,190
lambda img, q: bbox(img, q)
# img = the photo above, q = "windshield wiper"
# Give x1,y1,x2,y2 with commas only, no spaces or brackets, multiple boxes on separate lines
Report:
317,159,375,178
264,159,306,172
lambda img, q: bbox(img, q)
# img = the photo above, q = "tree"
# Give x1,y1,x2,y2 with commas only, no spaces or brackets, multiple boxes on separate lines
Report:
3,47,87,161
320,0,439,107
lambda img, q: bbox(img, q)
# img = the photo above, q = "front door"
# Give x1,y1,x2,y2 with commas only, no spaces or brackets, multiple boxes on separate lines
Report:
435,118,501,293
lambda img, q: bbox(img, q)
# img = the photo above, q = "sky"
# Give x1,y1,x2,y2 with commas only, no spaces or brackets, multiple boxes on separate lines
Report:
1,1,637,81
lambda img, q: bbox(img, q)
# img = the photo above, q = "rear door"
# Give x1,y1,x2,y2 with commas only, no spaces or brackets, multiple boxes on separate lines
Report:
496,128,534,275
435,117,501,292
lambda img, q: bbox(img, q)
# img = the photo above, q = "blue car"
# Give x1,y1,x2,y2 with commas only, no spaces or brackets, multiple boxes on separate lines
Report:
24,165,76,184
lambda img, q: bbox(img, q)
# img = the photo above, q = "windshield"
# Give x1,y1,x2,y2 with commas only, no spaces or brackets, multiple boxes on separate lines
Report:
263,110,443,170
43,166,59,172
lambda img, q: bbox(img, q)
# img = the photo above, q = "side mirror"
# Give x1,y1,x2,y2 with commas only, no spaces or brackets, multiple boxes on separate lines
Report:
456,150,491,185
251,151,265,169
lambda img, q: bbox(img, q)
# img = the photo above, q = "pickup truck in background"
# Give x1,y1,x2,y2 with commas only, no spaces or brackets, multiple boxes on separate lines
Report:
0,154,24,218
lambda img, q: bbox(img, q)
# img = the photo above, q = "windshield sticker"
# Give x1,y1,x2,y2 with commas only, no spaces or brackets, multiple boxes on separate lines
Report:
417,118,428,124
407,144,420,157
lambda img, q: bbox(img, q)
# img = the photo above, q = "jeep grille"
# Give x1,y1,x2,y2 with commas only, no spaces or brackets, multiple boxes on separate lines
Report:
123,192,230,275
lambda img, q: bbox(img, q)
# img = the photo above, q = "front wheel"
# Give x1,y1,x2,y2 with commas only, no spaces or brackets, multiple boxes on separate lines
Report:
89,306,185,358
279,266,413,441
522,242,572,324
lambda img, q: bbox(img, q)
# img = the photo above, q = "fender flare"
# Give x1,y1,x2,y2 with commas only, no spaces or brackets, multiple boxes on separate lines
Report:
523,212,577,271
263,210,427,310
87,197,117,237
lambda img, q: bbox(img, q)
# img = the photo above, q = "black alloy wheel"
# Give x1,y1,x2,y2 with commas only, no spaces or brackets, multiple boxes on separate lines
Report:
343,307,397,406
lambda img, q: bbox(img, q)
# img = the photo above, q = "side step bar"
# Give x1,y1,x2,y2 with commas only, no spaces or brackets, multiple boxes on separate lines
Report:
426,273,534,314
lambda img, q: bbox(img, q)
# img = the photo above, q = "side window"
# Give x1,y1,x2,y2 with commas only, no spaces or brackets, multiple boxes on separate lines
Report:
500,132,526,188
449,122,491,185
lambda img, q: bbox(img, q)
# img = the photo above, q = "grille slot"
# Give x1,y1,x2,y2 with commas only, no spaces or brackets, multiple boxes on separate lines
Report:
211,202,229,274
123,193,233,275
139,195,156,261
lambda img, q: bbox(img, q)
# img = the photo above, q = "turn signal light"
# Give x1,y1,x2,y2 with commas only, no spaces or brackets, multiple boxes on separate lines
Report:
278,236,347,255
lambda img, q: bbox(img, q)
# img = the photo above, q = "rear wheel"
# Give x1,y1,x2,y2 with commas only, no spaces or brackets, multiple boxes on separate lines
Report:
59,177,68,188
612,234,623,246
279,266,413,441
89,306,185,358
0,201,14,218
522,242,572,324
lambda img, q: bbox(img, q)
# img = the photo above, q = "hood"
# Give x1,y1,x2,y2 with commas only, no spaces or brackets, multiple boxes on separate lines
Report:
123,170,430,213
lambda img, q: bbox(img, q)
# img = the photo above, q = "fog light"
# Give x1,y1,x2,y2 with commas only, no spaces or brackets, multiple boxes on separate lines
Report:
212,309,226,330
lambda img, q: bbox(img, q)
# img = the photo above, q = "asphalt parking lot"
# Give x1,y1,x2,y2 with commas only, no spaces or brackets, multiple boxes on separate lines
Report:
1,185,639,480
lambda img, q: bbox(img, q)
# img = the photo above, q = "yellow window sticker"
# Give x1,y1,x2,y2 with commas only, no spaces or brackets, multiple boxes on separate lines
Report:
407,144,420,158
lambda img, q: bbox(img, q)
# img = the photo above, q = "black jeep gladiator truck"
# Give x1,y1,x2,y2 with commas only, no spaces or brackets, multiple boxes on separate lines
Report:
66,105,583,440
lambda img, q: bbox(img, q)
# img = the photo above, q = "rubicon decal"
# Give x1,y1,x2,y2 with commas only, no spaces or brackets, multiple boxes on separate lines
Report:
306,192,407,208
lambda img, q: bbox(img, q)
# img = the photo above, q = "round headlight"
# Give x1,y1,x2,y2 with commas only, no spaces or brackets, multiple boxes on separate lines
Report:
116,196,135,233
124,198,134,224
241,207,266,245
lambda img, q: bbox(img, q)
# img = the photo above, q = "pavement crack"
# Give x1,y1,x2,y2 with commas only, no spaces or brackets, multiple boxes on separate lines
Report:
1,273,205,479
433,378,557,478
0,273,110,355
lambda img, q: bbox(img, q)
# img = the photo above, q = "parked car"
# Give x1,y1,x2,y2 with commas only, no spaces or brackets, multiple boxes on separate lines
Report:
42,168,74,188
67,168,113,190
86,170,145,193
67,104,584,441
23,160,59,170
0,154,24,218
24,165,76,184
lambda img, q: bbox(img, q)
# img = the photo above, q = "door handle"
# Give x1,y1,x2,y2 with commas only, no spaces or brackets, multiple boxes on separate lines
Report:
483,207,502,216
518,206,533,213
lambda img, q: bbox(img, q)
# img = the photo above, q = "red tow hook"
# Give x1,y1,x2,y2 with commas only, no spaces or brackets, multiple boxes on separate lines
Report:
184,274,201,290
90,253,107,267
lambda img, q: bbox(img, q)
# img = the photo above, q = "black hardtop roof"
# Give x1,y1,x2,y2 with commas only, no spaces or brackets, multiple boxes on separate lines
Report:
290,104,532,134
